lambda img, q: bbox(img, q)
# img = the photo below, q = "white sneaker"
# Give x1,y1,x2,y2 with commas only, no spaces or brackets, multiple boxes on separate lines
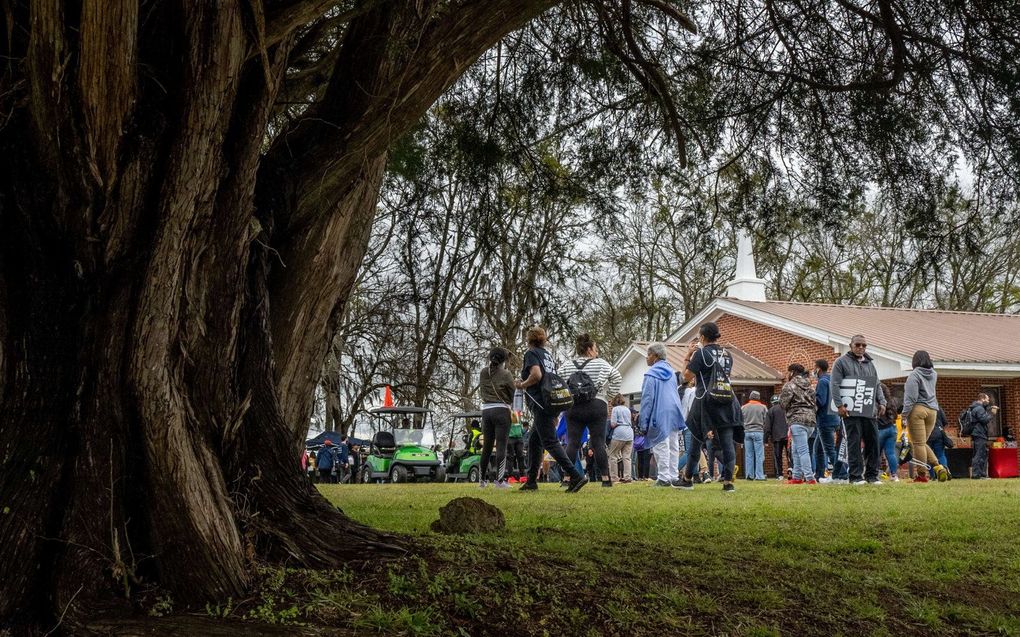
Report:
890,475,900,482
832,478,849,484
493,480,510,489
851,480,867,485
479,480,488,488
817,477,833,484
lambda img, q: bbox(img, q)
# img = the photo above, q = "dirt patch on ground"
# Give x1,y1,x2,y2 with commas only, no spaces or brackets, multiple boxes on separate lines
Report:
430,497,506,534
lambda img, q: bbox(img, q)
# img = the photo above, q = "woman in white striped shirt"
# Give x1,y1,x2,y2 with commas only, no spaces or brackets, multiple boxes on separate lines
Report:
559,334,623,488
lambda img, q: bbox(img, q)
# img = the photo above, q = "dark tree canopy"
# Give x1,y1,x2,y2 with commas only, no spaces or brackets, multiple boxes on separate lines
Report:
0,0,1017,631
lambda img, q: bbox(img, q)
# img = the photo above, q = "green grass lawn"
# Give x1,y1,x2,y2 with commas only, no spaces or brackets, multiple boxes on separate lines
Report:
252,480,1020,636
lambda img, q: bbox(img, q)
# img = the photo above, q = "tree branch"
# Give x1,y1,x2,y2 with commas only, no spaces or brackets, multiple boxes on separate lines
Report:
632,0,697,34
262,0,561,237
264,0,384,46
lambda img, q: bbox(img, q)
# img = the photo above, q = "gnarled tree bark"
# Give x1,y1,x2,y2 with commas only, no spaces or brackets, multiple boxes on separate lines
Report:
0,0,560,630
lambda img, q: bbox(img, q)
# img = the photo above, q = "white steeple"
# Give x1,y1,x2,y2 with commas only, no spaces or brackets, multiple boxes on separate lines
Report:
725,230,767,301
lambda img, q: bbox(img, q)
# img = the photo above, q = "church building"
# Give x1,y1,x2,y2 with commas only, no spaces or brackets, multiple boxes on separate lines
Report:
616,233,1020,478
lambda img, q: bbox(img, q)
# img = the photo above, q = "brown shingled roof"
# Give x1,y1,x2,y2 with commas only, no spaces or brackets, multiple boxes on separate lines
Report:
727,299,1020,364
635,341,783,384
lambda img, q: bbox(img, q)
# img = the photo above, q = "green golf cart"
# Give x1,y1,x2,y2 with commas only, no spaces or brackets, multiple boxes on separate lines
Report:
361,406,444,483
444,411,484,482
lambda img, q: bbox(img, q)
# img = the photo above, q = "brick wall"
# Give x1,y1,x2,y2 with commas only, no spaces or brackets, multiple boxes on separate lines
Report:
1008,378,1020,441
715,314,839,373
925,377,1017,443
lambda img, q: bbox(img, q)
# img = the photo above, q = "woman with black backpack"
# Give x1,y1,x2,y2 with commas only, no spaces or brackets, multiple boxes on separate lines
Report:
514,326,589,493
677,322,740,492
559,334,623,488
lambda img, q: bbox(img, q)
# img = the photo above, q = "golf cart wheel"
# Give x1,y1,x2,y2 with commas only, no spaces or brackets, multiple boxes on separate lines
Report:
467,466,480,483
361,468,373,484
390,464,408,483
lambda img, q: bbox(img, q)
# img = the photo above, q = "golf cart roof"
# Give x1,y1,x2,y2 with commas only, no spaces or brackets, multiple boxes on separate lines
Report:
369,406,431,415
451,411,482,419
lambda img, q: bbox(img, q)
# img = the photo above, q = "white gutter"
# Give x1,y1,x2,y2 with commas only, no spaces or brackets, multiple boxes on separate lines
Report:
613,343,644,370
932,363,1020,375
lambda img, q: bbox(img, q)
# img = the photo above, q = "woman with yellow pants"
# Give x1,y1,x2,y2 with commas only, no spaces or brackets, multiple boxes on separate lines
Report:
901,350,949,482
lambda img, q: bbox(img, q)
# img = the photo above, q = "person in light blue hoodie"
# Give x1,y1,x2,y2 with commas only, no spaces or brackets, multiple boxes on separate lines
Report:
638,342,686,487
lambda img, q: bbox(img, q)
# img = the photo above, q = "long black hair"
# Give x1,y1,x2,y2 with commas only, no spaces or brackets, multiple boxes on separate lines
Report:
488,347,508,369
912,350,933,369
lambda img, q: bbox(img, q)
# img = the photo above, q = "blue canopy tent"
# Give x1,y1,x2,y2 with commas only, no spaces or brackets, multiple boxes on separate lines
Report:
305,431,370,449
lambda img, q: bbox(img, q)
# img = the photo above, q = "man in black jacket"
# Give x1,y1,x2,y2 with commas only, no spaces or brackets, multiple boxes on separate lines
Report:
968,393,998,479
764,396,789,479
830,335,887,485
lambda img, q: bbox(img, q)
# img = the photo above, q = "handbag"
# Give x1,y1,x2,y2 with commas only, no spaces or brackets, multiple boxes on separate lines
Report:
633,434,647,451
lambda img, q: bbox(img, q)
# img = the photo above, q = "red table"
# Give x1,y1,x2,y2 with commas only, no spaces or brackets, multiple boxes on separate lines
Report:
989,447,1019,479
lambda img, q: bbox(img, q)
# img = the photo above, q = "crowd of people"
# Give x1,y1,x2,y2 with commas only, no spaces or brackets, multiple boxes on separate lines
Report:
308,322,1003,489
483,323,1001,492
303,436,361,484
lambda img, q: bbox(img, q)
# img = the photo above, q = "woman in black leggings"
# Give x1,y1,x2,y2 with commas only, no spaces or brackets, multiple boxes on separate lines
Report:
515,326,588,493
506,420,528,481
560,334,622,488
478,347,516,488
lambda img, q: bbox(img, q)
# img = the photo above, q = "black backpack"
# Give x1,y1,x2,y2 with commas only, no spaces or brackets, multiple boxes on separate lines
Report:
567,359,598,405
959,406,975,437
703,347,735,405
540,367,574,413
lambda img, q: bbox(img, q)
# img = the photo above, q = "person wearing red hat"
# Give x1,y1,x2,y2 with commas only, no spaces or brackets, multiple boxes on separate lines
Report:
317,439,337,483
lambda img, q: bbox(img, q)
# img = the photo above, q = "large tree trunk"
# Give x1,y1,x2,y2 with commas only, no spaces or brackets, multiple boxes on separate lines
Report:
0,0,559,630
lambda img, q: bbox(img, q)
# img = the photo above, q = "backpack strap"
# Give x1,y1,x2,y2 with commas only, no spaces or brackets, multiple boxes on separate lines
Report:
523,385,547,413
487,369,510,405
694,346,715,400
716,348,731,379
574,357,604,392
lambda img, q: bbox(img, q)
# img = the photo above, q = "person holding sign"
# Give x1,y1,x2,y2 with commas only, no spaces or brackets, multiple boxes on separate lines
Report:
830,335,887,485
